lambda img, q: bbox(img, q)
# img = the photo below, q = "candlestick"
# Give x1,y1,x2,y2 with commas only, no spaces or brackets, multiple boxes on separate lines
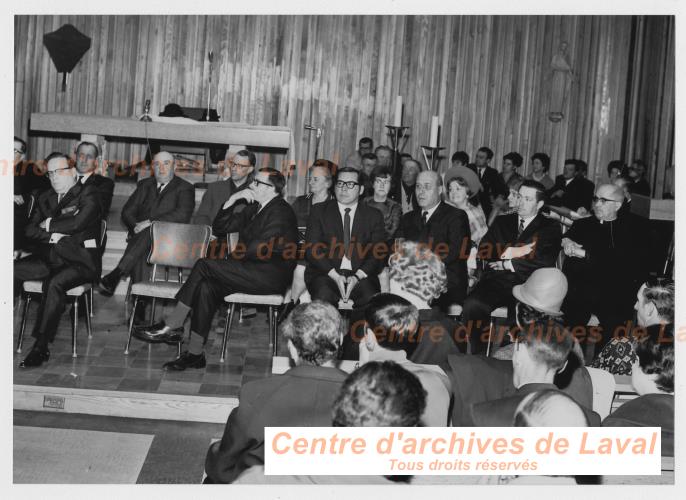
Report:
429,116,439,148
393,96,403,127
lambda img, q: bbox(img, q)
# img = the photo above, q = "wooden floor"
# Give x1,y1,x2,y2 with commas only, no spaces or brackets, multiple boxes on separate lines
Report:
13,293,282,398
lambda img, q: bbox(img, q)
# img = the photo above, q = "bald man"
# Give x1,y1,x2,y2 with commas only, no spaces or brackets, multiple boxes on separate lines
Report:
514,390,589,427
398,170,471,312
99,151,195,297
561,184,650,355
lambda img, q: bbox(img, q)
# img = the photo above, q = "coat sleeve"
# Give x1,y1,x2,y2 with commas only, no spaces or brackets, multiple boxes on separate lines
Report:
24,196,51,243
358,208,387,276
121,184,143,232
444,209,472,267
49,187,102,235
511,221,562,277
100,177,115,216
192,187,215,226
304,205,336,274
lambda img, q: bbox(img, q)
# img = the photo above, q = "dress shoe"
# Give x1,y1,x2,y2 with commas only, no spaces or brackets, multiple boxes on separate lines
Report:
133,323,184,344
98,271,121,297
163,351,206,371
19,346,50,368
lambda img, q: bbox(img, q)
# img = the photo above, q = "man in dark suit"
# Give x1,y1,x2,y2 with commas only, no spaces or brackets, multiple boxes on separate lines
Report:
467,146,508,218
561,184,650,353
628,159,651,196
304,167,386,308
398,170,471,309
14,137,50,252
74,141,115,217
462,180,562,354
99,151,195,295
15,153,102,368
391,158,421,214
468,320,600,426
136,168,299,370
548,159,595,213
192,149,253,227
204,301,348,483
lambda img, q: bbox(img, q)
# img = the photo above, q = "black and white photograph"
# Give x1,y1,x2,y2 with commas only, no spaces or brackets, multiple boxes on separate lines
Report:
5,1,681,496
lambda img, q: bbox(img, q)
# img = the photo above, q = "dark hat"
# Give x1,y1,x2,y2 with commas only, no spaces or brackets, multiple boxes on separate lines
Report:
159,103,187,118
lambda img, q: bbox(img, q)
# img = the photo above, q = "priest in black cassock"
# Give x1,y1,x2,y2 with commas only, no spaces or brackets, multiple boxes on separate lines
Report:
561,184,650,354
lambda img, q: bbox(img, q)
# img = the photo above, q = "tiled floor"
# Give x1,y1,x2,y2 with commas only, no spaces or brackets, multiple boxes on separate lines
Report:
13,293,282,398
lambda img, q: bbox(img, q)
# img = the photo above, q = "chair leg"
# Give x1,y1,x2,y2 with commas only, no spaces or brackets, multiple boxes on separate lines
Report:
238,305,244,323
486,320,494,357
150,298,157,326
71,298,78,358
84,293,93,339
89,287,94,317
272,306,279,356
17,294,32,354
220,303,236,363
125,296,139,355
268,306,274,349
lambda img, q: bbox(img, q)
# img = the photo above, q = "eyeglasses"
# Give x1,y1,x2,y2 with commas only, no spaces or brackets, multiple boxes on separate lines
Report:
593,196,621,205
335,180,360,190
47,166,73,178
230,161,252,170
252,178,274,188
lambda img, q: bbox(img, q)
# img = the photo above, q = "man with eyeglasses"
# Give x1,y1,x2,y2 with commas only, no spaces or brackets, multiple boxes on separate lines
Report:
15,153,103,368
304,167,386,311
193,148,253,227
136,168,298,371
561,184,650,355
398,170,471,312
462,180,562,354
99,151,194,298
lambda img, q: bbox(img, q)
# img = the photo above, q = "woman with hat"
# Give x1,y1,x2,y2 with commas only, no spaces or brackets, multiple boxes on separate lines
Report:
444,165,488,288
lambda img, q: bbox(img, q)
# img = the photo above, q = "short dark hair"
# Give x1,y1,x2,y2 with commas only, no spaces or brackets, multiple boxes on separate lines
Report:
607,160,625,177
335,166,362,184
281,301,342,365
14,136,27,154
515,318,573,371
564,158,579,171
311,158,337,173
635,334,674,393
503,152,523,168
361,153,377,162
76,141,100,158
369,165,394,186
519,179,546,202
332,361,426,427
531,152,551,171
364,293,419,357
359,137,373,147
45,152,72,165
235,149,256,167
632,159,647,169
374,145,392,155
451,151,470,166
576,159,588,175
258,167,286,195
477,147,494,160
643,277,675,321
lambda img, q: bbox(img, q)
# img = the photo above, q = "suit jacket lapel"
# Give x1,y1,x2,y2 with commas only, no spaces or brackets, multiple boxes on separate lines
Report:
518,214,544,242
155,176,176,203
54,183,80,215
327,201,344,241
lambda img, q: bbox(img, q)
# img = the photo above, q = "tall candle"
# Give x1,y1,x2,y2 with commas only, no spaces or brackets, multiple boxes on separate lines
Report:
394,96,403,127
429,116,439,147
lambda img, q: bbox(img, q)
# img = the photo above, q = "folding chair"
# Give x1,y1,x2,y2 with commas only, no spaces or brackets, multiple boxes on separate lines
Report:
16,220,107,358
124,222,211,354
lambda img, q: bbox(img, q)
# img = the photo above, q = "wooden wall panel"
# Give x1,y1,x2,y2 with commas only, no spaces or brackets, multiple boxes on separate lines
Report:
14,15,674,198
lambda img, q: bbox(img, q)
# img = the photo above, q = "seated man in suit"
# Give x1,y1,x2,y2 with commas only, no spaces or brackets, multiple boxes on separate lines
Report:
204,301,348,483
99,151,195,295
15,153,102,368
469,319,600,426
462,180,562,354
304,167,386,309
548,159,595,214
192,148,253,227
468,146,508,217
561,184,650,354
136,168,299,370
391,158,421,214
14,137,50,253
398,170,471,310
73,141,114,217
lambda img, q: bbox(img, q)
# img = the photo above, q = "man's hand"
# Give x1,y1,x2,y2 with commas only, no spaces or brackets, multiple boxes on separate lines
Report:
14,195,24,206
344,275,359,301
133,220,152,234
562,237,585,258
39,219,48,229
328,269,348,301
222,189,256,210
501,242,535,260
488,260,507,271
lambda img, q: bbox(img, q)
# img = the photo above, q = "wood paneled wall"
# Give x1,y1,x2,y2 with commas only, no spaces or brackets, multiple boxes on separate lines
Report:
15,15,674,197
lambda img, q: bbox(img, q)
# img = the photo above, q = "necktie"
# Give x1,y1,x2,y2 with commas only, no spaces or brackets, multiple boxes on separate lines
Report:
78,175,84,184
156,183,164,196
343,208,351,258
422,210,428,227
518,218,525,236
479,168,484,179
57,193,64,204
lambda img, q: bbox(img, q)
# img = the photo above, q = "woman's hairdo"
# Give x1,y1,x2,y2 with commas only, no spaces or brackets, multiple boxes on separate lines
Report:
388,240,448,301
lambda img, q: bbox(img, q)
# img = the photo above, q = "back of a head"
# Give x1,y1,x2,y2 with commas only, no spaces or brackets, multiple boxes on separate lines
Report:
332,361,426,427
643,276,675,323
634,334,674,393
516,318,573,371
388,240,447,302
364,293,419,357
514,390,588,427
280,301,342,366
